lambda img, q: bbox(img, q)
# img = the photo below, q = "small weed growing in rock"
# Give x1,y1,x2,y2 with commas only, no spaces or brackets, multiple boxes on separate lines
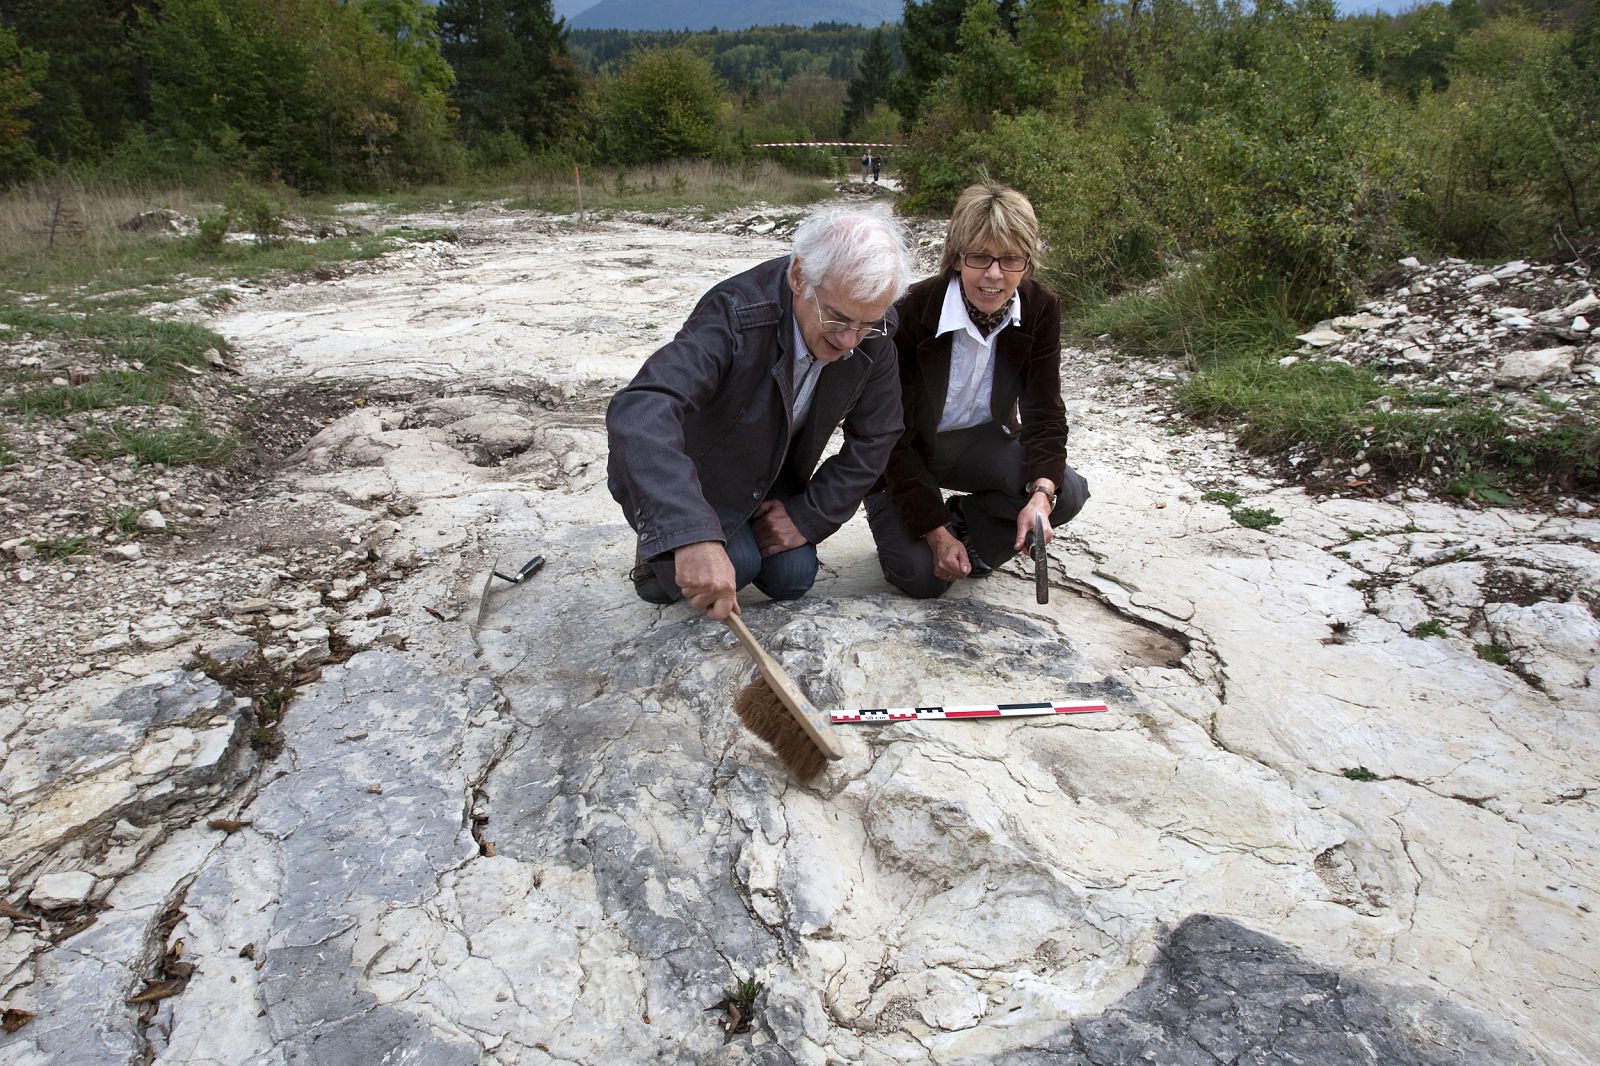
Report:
1445,471,1517,507
1475,642,1511,665
1344,529,1371,541
709,977,763,1043
104,504,141,534
26,535,90,560
1202,489,1242,507
1342,766,1379,781
1411,619,1448,639
731,978,762,1013
0,443,17,468
1231,506,1283,530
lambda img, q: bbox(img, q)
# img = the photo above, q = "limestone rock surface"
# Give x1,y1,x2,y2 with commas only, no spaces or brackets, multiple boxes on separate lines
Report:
1,211,1596,1066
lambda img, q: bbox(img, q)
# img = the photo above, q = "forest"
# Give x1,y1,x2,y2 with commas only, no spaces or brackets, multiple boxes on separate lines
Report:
3,0,1595,323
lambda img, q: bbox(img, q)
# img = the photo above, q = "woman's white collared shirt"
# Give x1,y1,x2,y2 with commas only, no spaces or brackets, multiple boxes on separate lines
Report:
935,276,1022,433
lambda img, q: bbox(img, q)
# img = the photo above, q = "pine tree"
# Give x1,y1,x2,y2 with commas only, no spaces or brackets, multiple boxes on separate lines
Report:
840,28,894,137
435,0,583,152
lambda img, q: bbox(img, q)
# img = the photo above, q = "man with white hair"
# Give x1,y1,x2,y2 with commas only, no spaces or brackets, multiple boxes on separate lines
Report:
607,203,913,620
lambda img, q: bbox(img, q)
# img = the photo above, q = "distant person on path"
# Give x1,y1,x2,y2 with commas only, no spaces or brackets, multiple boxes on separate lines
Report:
866,182,1089,599
871,153,883,184
607,204,914,620
861,151,873,182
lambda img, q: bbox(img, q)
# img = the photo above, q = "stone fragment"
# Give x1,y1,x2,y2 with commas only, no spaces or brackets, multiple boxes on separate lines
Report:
1462,274,1499,291
1332,313,1388,331
1485,600,1600,692
136,509,167,531
134,613,187,650
87,625,133,654
1491,259,1528,278
1398,256,1422,269
29,871,97,909
1296,327,1344,348
1495,346,1576,387
1560,292,1598,317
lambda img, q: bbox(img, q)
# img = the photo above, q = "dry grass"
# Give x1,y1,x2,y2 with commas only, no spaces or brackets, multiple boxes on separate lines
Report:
0,176,220,259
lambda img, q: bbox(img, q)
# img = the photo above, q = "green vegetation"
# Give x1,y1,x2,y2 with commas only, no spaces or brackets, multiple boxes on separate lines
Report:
71,413,239,466
1200,489,1282,529
24,535,90,560
1231,507,1284,530
0,307,226,418
892,0,1597,498
103,503,142,534
1411,619,1449,639
1341,766,1380,781
1475,642,1511,665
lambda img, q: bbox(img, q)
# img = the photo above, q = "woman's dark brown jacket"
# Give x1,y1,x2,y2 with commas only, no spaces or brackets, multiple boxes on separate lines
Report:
880,273,1068,538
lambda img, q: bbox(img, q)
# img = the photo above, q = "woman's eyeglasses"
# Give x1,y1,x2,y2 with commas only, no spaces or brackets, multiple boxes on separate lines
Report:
962,252,1030,273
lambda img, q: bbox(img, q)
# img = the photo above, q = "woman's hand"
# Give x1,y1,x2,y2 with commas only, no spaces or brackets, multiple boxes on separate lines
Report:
924,525,972,582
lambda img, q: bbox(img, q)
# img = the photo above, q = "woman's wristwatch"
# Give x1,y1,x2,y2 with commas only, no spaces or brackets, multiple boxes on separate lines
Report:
1026,480,1057,510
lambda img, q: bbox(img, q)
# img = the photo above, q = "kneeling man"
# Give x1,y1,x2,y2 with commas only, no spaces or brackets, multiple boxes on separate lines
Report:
607,203,913,620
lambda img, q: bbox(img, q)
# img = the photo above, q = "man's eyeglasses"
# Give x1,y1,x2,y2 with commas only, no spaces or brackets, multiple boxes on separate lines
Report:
961,252,1030,273
811,291,887,340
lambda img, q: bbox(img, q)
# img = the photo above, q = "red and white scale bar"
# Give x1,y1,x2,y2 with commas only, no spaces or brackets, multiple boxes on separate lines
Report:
831,701,1109,724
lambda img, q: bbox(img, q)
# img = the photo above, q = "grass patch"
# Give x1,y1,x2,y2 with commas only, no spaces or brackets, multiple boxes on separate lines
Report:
0,176,456,309
25,535,91,560
6,370,173,416
1231,507,1283,530
1341,766,1380,781
1411,619,1448,639
103,503,142,534
1475,642,1511,665
71,413,239,466
1201,489,1242,507
506,160,832,215
0,307,230,418
0,443,17,468
1073,261,1600,497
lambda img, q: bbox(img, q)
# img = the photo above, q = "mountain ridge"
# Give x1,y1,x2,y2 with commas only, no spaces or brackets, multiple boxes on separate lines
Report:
565,0,900,31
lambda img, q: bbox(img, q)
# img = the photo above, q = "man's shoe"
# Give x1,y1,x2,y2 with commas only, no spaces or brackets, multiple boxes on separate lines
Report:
946,496,992,578
630,560,674,604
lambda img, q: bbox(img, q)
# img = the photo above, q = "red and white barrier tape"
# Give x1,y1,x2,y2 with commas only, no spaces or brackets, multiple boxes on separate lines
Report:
830,701,1108,724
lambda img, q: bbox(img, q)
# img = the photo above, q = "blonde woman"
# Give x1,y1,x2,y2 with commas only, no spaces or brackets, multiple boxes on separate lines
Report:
867,182,1089,598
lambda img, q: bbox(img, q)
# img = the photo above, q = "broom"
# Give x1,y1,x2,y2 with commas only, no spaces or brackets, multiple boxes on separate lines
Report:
725,613,844,781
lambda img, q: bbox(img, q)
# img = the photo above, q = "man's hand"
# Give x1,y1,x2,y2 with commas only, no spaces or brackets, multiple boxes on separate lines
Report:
924,525,971,582
674,541,739,620
752,500,807,558
1013,483,1056,552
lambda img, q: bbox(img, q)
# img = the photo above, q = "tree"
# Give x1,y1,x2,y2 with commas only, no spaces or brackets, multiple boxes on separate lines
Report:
436,0,584,153
602,47,722,163
891,0,969,121
5,0,157,162
0,21,46,182
141,0,457,188
840,28,894,135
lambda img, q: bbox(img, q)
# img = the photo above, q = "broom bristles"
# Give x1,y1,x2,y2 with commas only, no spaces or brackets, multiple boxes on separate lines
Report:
733,678,829,781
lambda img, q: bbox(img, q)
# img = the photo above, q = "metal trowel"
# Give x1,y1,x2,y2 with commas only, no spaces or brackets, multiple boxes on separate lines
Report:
473,555,545,627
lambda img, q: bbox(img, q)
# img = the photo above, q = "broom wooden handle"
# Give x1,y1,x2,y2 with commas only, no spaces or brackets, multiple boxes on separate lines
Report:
724,614,844,761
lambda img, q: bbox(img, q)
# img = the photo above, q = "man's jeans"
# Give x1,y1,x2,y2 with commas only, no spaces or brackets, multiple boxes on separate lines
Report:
640,522,818,604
